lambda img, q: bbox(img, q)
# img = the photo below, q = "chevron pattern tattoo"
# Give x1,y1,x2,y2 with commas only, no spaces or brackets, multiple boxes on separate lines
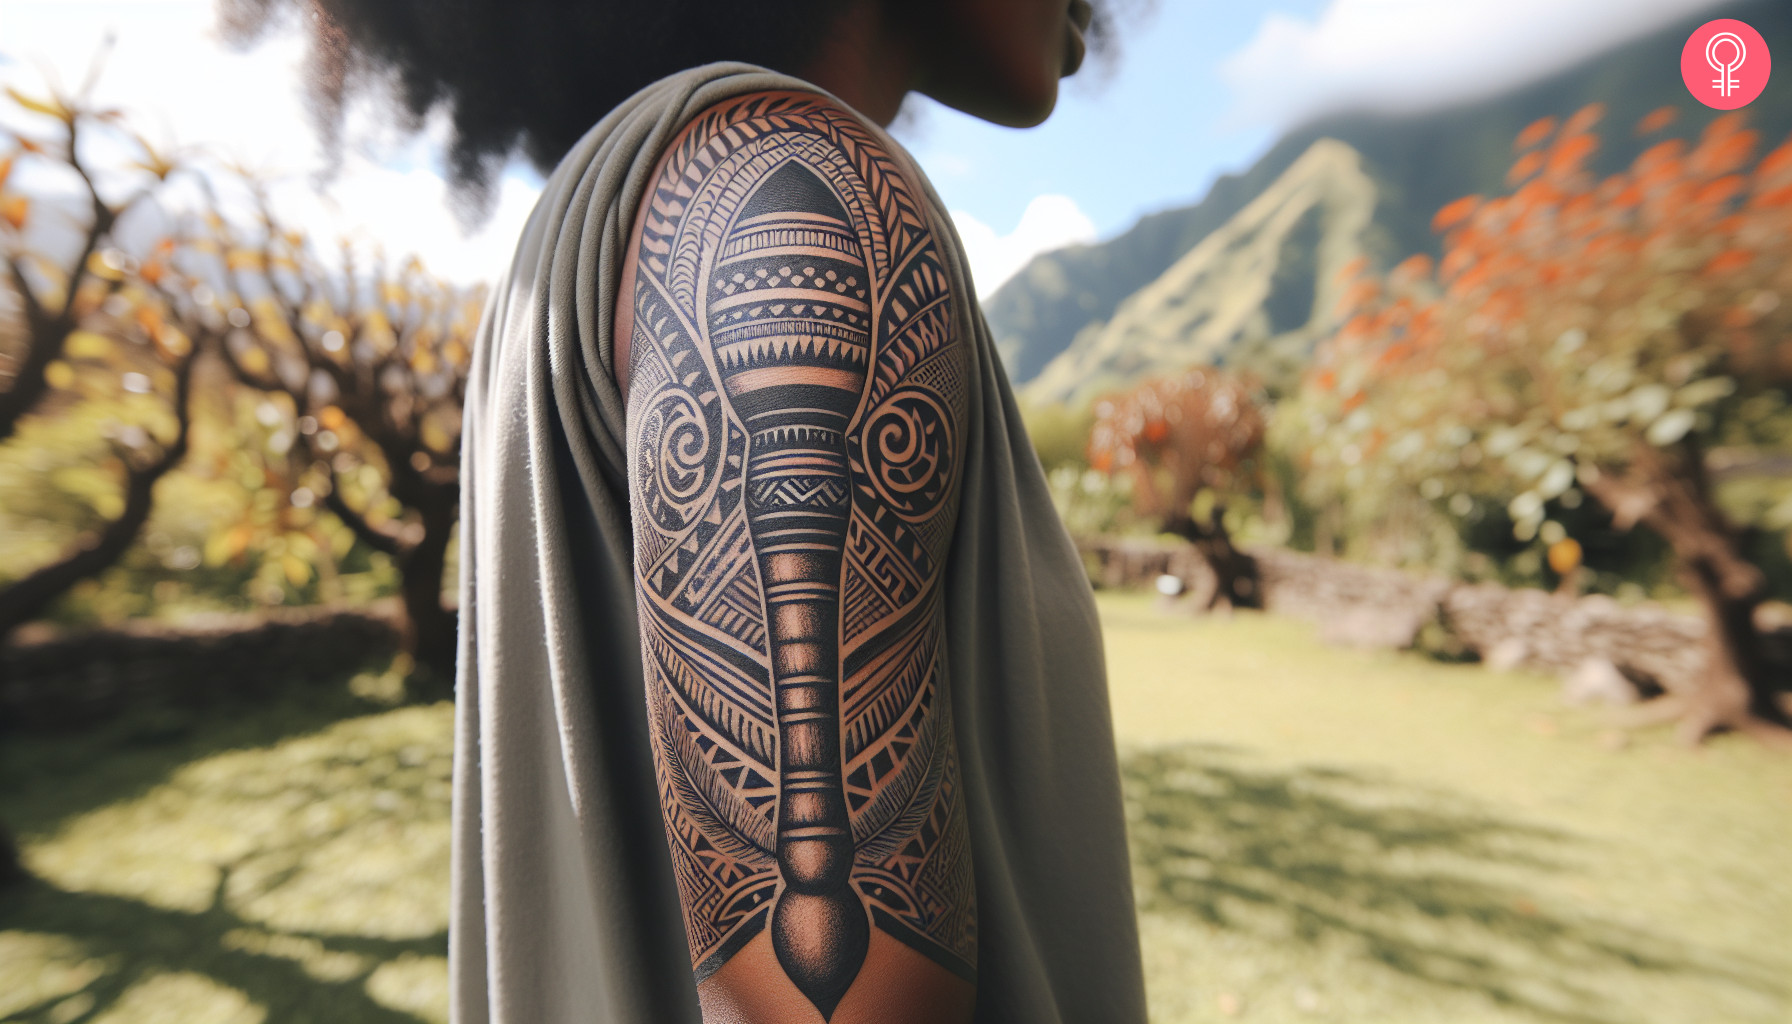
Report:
622,91,974,1021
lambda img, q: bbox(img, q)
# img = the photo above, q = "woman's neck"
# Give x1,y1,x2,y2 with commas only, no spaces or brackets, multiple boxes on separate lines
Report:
798,2,918,126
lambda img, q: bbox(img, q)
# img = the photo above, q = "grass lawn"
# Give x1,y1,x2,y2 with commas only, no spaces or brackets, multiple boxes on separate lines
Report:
2,595,1789,1023
1,666,453,1024
1101,593,1791,1024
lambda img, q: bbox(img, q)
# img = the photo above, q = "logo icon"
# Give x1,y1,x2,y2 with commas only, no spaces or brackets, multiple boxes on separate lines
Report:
1682,19,1770,109
1707,31,1746,97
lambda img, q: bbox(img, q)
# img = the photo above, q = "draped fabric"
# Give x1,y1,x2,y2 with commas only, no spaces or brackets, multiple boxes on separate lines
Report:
451,62,1146,1024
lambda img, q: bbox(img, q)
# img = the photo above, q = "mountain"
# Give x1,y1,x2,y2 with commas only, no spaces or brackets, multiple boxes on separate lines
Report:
1026,139,1381,403
997,0,1792,406
982,153,1307,385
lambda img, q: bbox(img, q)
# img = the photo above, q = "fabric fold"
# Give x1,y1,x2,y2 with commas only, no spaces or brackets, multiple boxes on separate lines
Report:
452,61,1145,1024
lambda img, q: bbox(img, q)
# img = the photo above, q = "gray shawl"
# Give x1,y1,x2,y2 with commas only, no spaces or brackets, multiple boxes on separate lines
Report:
452,62,1145,1024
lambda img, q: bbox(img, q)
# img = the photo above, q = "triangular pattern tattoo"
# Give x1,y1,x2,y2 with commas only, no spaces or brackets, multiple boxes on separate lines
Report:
625,91,976,1018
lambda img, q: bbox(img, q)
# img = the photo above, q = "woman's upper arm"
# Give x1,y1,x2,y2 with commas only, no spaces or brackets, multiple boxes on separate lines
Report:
616,91,975,1023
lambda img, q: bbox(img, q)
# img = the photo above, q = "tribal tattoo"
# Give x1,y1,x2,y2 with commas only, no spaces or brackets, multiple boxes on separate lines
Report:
622,92,974,1020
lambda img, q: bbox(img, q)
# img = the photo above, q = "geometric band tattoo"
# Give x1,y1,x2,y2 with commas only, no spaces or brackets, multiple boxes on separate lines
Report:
624,91,975,1019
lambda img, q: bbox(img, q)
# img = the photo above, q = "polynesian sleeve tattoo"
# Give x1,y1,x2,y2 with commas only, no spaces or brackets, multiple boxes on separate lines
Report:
623,92,975,1019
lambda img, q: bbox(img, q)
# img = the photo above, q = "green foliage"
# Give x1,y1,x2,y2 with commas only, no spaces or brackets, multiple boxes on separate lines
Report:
1019,399,1096,472
1045,464,1134,538
0,77,465,634
0,399,156,572
0,383,402,627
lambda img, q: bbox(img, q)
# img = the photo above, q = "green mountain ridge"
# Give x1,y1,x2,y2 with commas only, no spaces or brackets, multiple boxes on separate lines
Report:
994,0,1792,405
1027,138,1382,403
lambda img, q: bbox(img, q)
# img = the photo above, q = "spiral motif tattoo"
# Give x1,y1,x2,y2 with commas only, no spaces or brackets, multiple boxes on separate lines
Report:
651,389,714,506
624,90,973,1021
862,387,954,523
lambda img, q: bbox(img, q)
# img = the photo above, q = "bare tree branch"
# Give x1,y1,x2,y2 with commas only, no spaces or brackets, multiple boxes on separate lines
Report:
0,104,170,442
322,469,404,557
0,333,203,634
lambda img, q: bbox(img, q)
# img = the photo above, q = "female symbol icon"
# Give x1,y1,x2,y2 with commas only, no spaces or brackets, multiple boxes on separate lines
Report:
1683,19,1769,110
1706,32,1746,98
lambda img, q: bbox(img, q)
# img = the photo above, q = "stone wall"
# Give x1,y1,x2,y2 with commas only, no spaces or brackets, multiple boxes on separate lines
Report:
1,604,403,731
1083,538,1449,620
1437,584,1709,693
6,542,1783,731
1080,537,1790,694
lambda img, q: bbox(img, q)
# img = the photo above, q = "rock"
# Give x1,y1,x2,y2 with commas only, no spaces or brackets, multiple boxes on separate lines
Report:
1756,602,1792,630
1484,637,1529,672
1320,606,1428,650
1563,657,1641,707
1078,538,1728,699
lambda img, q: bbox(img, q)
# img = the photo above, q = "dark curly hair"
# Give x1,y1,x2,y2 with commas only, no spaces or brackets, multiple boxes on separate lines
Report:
217,0,1143,222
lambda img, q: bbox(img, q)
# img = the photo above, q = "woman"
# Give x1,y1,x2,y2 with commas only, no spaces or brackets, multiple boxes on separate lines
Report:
231,2,1147,1021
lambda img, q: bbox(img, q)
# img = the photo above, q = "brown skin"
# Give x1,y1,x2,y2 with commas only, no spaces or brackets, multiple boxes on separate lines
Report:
613,8,1089,1022
700,931,975,1024
804,0,1093,128
620,93,975,1024
617,0,1090,388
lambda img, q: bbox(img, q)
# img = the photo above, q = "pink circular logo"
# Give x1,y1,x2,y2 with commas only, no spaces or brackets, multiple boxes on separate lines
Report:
1682,19,1770,110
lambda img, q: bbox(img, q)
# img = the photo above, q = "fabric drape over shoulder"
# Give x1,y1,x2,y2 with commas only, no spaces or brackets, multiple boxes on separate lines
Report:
452,62,1146,1024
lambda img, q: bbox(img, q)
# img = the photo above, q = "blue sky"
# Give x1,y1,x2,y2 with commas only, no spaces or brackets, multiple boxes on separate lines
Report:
0,0,1731,290
905,0,1329,240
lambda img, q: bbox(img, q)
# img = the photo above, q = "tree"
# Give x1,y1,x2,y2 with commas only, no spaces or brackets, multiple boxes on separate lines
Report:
1301,105,1792,743
202,184,480,678
0,81,204,636
0,73,212,888
1089,367,1268,608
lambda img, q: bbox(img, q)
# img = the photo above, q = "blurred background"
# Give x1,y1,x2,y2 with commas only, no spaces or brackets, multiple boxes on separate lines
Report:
1,1,1788,1022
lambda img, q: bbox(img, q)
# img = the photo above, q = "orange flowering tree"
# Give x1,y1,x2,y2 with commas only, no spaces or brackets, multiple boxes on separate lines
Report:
1089,367,1268,608
1297,105,1792,742
0,82,207,636
199,183,481,678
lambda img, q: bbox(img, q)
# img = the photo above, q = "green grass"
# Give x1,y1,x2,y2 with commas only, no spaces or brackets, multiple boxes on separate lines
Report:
1,665,451,1024
3,598,1789,1023
1103,593,1792,1024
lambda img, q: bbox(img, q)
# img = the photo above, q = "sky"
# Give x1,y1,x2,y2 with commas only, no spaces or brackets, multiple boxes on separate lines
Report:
0,0,1733,294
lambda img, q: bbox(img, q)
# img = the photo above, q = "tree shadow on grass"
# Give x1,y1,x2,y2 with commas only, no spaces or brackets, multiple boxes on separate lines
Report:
0,657,418,843
1,874,446,1024
1121,744,1788,1024
2,694,453,1023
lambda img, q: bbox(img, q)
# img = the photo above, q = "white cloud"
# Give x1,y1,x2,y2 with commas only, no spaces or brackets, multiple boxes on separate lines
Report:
0,0,540,282
950,194,1096,299
1222,0,1730,129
